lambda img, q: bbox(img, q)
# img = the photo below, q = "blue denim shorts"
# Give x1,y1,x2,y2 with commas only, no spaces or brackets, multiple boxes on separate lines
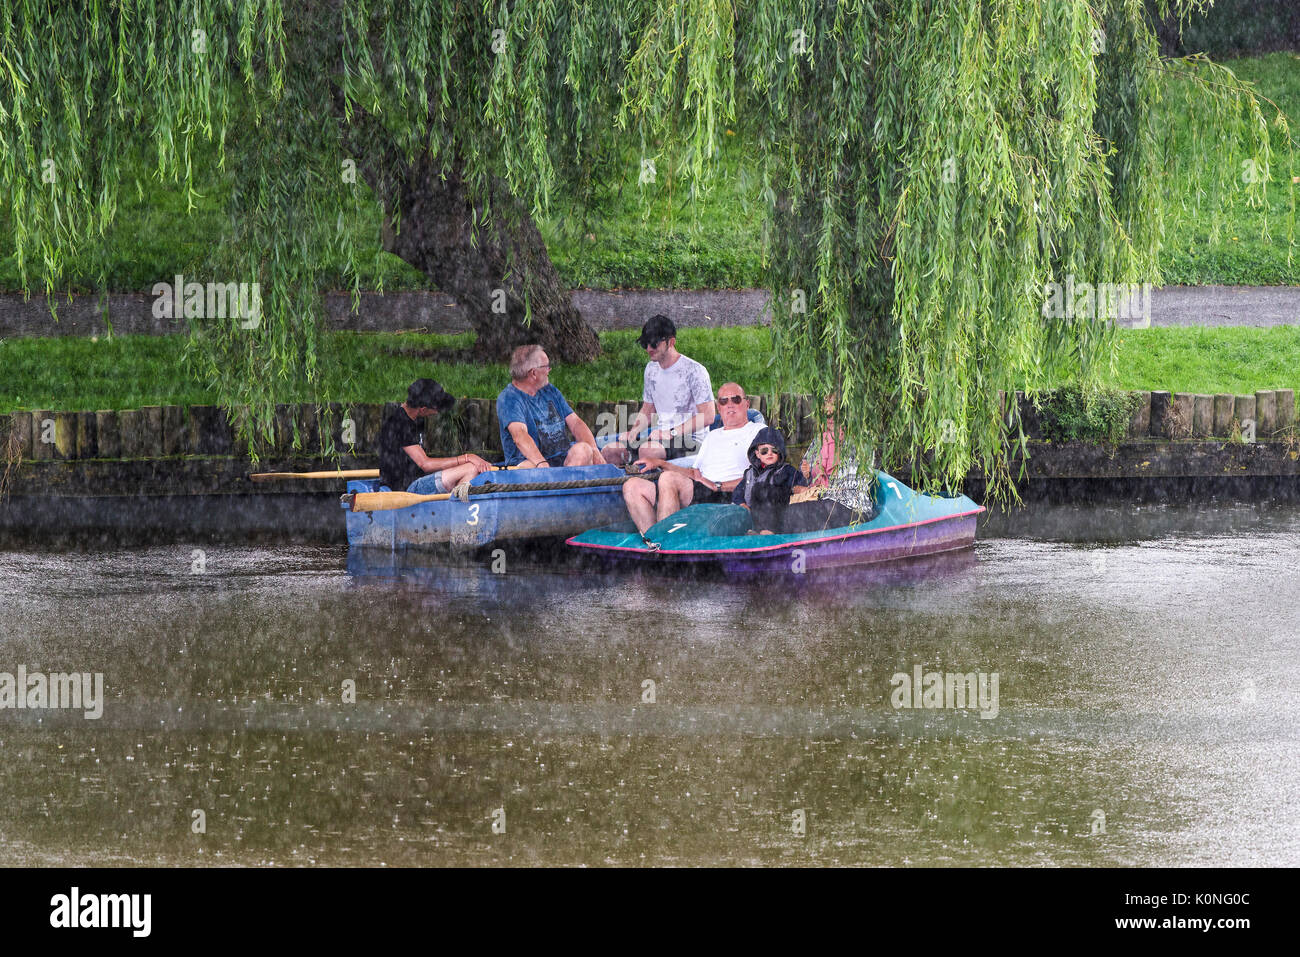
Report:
406,471,449,495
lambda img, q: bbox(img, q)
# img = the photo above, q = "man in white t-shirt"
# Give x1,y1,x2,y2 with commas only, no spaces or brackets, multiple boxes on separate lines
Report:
601,314,716,466
622,382,763,541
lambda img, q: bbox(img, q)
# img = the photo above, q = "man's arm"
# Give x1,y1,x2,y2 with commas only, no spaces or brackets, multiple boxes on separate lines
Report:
507,422,548,466
676,399,717,437
640,458,742,493
621,402,654,441
566,412,598,448
403,445,484,474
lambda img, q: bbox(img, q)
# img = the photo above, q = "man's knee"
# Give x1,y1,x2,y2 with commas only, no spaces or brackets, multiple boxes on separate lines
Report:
567,442,598,466
623,477,654,503
661,471,689,492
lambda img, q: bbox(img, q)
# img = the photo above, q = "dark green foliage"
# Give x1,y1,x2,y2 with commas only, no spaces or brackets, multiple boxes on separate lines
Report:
0,0,1290,486
1035,385,1143,444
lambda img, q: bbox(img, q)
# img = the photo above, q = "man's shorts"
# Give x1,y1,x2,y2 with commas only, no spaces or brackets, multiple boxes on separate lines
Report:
406,471,449,495
599,431,699,460
688,479,731,505
662,437,701,460
506,447,573,468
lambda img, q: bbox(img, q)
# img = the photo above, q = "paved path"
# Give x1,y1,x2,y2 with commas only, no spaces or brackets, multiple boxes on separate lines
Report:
1,285,1297,337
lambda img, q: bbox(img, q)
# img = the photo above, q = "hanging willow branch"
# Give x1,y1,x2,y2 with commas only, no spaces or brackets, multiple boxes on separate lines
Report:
0,0,1290,483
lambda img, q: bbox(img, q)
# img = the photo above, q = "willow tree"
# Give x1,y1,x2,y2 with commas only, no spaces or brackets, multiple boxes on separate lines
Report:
1,1,1288,486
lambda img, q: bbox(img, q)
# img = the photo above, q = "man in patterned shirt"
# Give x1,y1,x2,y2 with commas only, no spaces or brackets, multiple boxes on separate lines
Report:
601,314,717,466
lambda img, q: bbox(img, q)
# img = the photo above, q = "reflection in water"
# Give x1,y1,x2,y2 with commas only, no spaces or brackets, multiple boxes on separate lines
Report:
0,501,1297,865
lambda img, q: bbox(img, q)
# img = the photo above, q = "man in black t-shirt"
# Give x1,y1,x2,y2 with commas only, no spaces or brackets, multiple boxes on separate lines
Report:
378,379,493,494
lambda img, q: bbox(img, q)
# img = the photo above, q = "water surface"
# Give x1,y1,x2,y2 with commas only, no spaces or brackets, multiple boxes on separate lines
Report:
1,501,1296,865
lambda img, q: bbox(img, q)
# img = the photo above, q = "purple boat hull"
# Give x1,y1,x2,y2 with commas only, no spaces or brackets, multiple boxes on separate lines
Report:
716,512,980,573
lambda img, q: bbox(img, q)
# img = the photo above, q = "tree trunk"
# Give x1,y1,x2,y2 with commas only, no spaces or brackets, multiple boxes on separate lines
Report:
379,151,601,364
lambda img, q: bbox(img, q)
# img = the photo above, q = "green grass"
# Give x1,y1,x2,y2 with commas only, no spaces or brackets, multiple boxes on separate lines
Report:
0,327,780,412
2,55,1295,292
1109,325,1300,393
4,325,1299,414
1158,53,1300,286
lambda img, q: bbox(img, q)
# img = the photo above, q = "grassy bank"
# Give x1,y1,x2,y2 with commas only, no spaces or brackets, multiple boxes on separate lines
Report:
4,326,1300,414
1,55,1295,292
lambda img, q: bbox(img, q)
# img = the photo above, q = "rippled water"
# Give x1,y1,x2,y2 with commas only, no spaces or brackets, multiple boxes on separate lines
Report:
0,501,1297,866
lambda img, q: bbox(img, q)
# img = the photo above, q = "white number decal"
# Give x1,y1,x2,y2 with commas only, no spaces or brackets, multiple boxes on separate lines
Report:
467,503,480,525
667,523,687,534
886,482,902,499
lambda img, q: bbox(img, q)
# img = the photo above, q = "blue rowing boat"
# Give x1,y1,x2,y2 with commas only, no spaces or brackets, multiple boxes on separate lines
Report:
343,464,630,548
566,470,984,573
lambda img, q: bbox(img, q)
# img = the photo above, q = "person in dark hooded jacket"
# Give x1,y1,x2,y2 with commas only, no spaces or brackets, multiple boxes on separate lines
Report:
731,426,808,533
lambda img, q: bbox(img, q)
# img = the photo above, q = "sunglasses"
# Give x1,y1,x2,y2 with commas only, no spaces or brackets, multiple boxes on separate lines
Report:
755,445,778,455
717,395,747,406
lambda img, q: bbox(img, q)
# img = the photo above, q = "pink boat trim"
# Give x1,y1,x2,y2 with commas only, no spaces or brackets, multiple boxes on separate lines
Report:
566,505,985,555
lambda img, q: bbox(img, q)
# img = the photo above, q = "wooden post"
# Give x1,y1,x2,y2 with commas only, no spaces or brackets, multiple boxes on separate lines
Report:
1276,389,1295,433
75,410,98,459
162,405,186,456
1233,395,1256,440
1212,394,1235,437
50,411,77,460
1170,393,1194,439
1127,392,1151,439
96,410,121,458
6,412,32,459
1191,394,1213,438
1148,392,1171,439
1255,390,1277,437
187,405,234,456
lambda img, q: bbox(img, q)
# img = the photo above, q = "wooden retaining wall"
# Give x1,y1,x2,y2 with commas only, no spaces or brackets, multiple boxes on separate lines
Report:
2,389,1295,464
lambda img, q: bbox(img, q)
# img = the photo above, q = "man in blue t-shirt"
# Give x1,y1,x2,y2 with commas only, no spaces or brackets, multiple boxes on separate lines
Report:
496,344,601,468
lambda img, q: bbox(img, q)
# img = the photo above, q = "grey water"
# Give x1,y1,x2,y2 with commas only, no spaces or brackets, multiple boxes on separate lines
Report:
0,500,1297,866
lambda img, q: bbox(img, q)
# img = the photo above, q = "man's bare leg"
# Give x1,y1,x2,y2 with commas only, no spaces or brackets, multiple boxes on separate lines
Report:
623,477,658,534
655,471,695,523
635,442,667,463
564,442,601,467
438,462,479,489
601,442,632,466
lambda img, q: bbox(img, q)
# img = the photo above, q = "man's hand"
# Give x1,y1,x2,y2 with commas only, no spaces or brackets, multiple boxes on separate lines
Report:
465,454,494,474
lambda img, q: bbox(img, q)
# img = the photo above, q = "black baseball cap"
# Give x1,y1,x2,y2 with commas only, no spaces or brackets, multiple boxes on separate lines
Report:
407,378,454,412
638,314,676,348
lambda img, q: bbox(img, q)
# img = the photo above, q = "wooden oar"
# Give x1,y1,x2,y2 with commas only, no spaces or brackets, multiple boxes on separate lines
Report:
350,489,469,510
250,464,524,482
249,469,380,482
347,470,657,513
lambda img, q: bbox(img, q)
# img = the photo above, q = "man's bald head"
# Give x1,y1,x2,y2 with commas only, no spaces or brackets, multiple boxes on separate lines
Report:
716,382,750,428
